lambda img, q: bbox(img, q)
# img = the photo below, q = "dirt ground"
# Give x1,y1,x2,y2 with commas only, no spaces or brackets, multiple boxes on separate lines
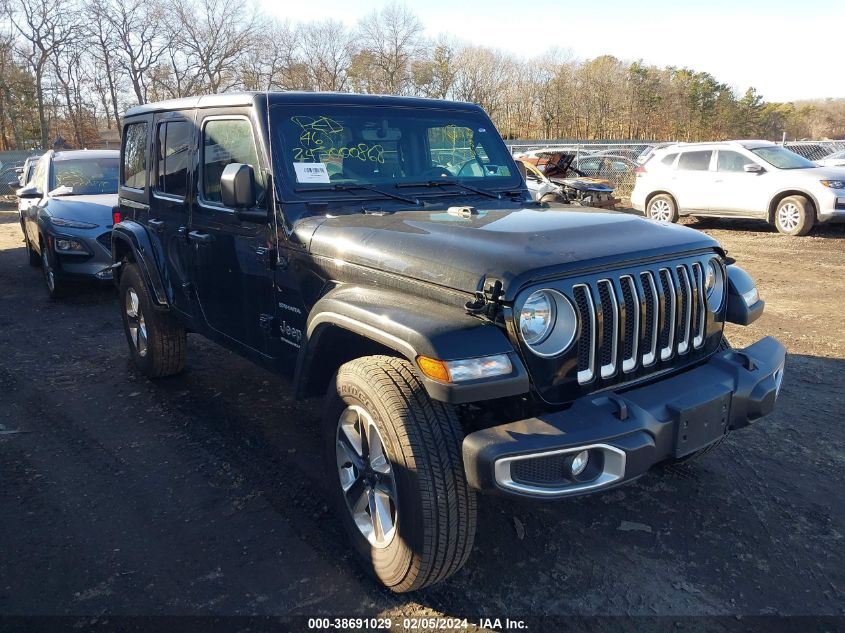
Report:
0,205,842,629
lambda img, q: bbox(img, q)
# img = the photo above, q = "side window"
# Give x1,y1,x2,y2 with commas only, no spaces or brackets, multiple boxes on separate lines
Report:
156,120,191,198
32,158,46,191
717,150,749,173
122,122,147,190
202,118,260,204
660,153,678,167
427,125,510,177
677,150,713,171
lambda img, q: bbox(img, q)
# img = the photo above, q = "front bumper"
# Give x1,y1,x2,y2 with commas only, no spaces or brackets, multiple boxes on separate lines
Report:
50,230,114,281
463,336,785,499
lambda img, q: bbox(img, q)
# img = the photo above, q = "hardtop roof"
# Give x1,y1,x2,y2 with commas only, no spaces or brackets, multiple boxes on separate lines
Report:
123,91,483,118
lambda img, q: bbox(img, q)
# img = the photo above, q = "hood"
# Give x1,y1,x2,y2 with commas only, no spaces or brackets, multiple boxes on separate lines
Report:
305,207,721,300
43,194,118,224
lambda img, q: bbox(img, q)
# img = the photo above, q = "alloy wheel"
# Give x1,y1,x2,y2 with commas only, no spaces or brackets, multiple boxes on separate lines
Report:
649,199,672,222
125,288,148,357
777,203,800,232
335,404,398,548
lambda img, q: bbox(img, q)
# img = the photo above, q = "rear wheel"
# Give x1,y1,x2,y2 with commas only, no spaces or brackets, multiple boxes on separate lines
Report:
119,262,186,377
323,355,476,592
647,194,679,223
774,195,814,236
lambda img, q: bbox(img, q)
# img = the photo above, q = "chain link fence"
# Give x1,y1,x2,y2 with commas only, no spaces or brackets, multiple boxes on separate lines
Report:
506,140,845,199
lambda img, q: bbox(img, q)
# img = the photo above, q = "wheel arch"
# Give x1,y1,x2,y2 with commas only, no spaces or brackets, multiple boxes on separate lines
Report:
645,190,679,211
294,285,530,404
767,189,819,223
111,221,169,308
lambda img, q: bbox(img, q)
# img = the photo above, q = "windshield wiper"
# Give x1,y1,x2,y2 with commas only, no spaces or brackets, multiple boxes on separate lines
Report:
299,183,420,205
397,179,501,200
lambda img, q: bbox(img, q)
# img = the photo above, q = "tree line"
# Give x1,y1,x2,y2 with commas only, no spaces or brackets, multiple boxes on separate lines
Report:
0,0,843,151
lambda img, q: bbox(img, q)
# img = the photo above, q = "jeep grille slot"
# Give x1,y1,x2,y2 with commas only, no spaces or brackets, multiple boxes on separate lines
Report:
571,261,708,385
597,280,618,379
640,271,659,366
573,284,596,383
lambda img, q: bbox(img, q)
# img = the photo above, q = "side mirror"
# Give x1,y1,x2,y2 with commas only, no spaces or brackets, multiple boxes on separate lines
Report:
221,163,257,208
16,184,42,199
220,163,267,223
743,163,765,174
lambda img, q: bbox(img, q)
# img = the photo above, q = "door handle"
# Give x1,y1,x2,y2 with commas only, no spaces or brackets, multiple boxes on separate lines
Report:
148,219,165,232
188,230,213,244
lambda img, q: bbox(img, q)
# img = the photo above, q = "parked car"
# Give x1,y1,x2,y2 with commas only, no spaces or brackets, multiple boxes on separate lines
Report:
515,157,566,203
540,152,618,207
572,153,637,190
113,92,784,592
815,149,845,168
631,140,845,235
12,154,42,225
17,149,119,298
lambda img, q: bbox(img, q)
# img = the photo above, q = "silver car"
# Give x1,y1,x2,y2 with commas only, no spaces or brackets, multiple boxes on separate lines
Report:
816,149,845,168
18,149,119,298
631,140,845,235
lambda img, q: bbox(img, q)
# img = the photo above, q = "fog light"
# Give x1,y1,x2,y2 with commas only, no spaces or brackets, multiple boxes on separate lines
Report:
570,450,589,476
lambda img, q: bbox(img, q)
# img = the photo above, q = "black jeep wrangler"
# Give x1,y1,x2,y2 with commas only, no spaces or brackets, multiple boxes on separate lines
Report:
111,92,785,592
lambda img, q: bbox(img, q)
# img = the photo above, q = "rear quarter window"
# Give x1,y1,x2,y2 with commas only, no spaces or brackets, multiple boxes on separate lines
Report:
122,122,148,190
677,151,712,171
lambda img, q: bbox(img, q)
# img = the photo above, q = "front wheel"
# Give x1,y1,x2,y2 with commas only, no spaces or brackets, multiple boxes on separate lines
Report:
774,195,814,236
119,262,186,377
323,355,477,592
647,194,679,223
41,240,66,300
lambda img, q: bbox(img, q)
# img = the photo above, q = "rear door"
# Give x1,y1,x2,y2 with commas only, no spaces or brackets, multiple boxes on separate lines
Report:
151,112,195,316
188,110,275,355
673,150,715,212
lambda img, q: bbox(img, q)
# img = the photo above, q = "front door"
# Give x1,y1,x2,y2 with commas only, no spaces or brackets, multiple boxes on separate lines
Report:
188,111,275,355
709,150,771,216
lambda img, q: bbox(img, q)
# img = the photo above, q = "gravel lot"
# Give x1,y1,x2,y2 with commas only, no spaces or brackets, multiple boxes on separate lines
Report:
0,206,842,627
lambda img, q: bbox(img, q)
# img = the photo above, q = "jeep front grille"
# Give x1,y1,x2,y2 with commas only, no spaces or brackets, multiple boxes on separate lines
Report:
574,262,708,384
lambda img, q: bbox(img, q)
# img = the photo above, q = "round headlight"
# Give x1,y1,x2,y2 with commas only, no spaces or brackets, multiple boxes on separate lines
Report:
705,259,725,312
520,290,555,345
518,289,578,357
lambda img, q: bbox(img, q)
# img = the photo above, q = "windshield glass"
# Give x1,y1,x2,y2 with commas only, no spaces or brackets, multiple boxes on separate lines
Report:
51,158,119,195
269,105,518,197
750,147,816,170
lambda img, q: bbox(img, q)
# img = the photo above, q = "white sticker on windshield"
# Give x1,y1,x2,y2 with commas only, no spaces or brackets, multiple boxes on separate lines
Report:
293,162,330,184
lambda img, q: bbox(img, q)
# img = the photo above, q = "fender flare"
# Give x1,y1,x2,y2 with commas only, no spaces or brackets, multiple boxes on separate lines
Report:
296,285,530,404
111,220,169,308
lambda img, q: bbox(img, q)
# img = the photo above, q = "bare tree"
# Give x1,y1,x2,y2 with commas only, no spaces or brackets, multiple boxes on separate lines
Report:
301,19,355,92
173,0,260,94
356,3,424,94
7,0,80,147
96,0,167,105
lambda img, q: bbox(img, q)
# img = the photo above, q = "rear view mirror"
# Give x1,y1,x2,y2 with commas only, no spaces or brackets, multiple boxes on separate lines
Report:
743,163,765,174
16,184,41,199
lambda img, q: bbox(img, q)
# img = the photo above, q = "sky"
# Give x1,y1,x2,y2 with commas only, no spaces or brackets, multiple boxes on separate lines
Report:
259,0,844,102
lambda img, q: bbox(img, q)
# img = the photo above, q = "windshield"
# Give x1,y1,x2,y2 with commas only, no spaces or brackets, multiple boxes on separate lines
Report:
269,105,519,198
50,158,119,195
750,147,816,170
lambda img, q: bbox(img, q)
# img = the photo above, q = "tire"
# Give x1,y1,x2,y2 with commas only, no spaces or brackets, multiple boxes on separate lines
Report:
119,262,186,377
40,239,66,300
668,335,732,465
323,355,477,592
25,235,40,267
647,193,679,223
774,195,814,236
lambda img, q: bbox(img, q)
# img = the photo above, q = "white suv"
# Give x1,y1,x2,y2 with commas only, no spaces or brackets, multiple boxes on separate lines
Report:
631,140,845,235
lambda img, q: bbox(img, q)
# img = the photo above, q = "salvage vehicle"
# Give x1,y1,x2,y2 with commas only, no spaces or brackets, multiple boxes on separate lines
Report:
18,149,119,298
112,92,785,592
540,151,618,208
515,157,566,203
632,140,845,235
